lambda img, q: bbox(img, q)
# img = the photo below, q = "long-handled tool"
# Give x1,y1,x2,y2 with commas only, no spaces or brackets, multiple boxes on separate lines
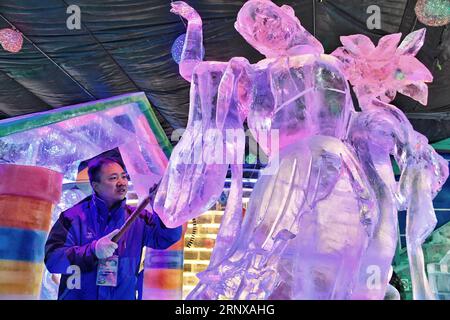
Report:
111,183,158,243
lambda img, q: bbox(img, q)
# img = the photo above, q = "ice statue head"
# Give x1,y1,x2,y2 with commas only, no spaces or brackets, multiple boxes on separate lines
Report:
235,0,324,58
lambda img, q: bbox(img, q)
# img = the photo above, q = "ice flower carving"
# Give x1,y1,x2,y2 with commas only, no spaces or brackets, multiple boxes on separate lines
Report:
331,28,433,107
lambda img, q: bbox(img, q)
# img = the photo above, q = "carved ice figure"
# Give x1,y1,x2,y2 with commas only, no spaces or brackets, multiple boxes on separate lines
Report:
334,29,448,299
155,1,377,300
347,100,447,299
154,1,247,228
155,0,448,300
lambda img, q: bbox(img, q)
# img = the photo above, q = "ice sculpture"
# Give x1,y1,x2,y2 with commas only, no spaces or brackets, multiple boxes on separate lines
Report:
155,0,448,299
158,0,370,299
428,249,450,299
0,92,170,201
0,164,62,299
347,101,448,299
333,29,448,299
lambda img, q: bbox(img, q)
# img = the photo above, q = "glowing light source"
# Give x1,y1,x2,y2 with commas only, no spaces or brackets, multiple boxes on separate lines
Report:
171,33,186,64
415,0,450,27
0,28,23,53
171,33,205,64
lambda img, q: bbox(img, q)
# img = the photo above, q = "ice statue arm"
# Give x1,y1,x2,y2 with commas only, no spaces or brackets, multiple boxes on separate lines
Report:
400,141,448,300
216,57,253,129
397,137,448,209
153,62,229,228
405,167,437,300
209,57,253,260
170,1,204,81
44,213,98,274
154,58,252,228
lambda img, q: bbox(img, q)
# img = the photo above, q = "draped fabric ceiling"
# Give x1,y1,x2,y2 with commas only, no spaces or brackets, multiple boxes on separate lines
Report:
0,0,449,143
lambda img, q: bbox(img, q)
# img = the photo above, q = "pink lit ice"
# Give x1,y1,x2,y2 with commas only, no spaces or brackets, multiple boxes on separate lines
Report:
155,1,448,300
332,28,432,107
0,28,23,53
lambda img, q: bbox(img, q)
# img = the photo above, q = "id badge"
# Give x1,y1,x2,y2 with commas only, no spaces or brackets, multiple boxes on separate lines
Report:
96,255,119,287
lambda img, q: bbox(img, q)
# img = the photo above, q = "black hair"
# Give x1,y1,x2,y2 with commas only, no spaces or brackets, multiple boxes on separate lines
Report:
87,157,125,185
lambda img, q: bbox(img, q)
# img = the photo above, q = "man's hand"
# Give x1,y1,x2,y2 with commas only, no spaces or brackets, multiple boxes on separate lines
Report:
170,1,201,24
95,229,119,259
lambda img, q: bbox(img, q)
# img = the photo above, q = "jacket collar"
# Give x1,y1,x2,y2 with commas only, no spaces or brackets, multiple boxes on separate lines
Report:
91,192,127,218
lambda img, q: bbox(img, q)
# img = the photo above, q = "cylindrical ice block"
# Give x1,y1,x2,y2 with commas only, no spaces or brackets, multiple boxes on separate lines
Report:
0,164,62,299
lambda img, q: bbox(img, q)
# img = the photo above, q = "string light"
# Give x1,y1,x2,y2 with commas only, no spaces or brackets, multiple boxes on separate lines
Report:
0,28,23,53
415,0,450,27
171,33,186,64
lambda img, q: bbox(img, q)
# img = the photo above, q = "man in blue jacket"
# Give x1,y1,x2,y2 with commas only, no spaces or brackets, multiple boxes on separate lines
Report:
44,157,182,300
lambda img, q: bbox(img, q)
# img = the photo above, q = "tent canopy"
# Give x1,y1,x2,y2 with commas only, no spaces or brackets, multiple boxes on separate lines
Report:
0,0,449,143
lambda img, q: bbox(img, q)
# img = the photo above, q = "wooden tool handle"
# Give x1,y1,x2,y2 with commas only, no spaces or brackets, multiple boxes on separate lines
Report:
111,195,151,243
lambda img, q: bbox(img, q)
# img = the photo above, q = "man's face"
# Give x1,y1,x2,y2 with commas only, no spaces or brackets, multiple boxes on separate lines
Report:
92,162,129,204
